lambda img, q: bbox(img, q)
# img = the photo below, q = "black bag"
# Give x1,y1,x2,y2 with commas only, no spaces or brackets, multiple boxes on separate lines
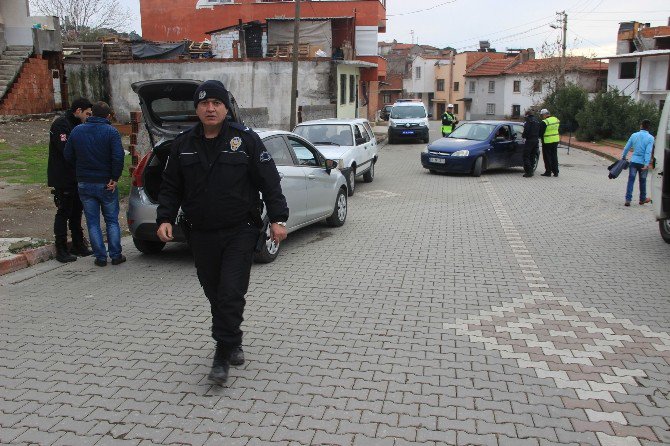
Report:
608,159,629,179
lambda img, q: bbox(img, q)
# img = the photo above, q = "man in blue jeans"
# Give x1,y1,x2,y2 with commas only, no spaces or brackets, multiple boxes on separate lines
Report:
64,102,125,266
621,119,655,207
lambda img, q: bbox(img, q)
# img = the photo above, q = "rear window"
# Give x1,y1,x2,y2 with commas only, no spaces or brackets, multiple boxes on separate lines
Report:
391,105,426,119
293,124,354,146
150,98,198,123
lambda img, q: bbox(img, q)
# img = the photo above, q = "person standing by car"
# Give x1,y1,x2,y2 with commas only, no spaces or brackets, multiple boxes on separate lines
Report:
156,80,289,385
621,119,655,207
521,110,540,178
47,98,94,263
441,104,458,137
64,102,125,267
539,108,560,177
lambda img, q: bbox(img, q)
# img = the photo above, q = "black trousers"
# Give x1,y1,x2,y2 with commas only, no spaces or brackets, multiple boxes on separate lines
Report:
542,142,559,175
53,187,84,240
523,139,539,174
188,224,260,347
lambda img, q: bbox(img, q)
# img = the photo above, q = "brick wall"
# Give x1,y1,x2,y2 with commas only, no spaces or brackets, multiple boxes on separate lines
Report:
0,56,55,115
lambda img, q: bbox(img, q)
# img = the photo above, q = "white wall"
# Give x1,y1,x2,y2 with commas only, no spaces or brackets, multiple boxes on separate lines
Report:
607,55,670,103
107,60,332,128
0,0,32,46
467,76,506,120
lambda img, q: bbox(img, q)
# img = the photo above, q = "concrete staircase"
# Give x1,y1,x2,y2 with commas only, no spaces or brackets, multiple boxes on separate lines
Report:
0,46,34,101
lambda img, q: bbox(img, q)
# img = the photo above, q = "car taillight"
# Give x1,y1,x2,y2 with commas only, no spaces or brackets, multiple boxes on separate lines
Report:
132,153,150,187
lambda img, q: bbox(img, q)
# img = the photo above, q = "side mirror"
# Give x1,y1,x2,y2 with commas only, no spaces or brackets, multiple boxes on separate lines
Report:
325,159,338,173
428,113,433,118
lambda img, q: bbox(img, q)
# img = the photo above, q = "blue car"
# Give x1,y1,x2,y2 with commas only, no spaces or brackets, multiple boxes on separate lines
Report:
420,120,539,176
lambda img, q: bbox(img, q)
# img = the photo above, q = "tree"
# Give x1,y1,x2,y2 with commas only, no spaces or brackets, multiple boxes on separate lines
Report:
542,83,588,134
30,0,131,41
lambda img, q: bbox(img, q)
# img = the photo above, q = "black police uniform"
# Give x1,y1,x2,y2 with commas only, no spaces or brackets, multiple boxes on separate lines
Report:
47,112,87,249
522,114,540,175
156,120,289,348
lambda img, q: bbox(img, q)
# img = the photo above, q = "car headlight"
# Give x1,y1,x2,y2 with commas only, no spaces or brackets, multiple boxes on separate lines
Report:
451,150,470,157
417,123,427,127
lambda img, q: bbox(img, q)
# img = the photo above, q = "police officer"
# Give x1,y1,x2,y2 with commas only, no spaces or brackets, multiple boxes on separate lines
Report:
521,110,540,177
441,104,458,137
156,80,289,385
539,108,560,177
47,98,94,263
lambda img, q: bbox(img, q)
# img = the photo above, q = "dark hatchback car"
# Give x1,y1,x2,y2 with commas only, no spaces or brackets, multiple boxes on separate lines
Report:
420,120,539,176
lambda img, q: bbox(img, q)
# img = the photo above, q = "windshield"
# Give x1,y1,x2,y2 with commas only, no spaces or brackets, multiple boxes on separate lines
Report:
293,124,353,146
448,123,496,141
390,105,426,119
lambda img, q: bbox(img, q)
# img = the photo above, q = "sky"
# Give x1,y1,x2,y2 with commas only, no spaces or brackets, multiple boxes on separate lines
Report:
117,0,670,58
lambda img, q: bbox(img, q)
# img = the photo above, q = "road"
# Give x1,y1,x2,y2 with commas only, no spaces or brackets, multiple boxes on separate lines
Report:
1,122,669,445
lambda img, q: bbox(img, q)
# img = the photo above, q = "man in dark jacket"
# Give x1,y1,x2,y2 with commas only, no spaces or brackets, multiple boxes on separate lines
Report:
521,110,540,177
156,80,289,385
64,102,125,267
47,98,93,262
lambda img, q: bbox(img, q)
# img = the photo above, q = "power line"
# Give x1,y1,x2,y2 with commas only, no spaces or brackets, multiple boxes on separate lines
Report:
448,15,555,46
387,1,457,17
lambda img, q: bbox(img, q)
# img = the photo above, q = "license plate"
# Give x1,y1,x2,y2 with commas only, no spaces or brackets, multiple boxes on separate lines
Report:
429,157,445,164
402,130,414,135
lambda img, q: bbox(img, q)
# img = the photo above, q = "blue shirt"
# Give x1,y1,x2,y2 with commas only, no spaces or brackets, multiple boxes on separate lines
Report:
622,129,654,166
64,116,124,183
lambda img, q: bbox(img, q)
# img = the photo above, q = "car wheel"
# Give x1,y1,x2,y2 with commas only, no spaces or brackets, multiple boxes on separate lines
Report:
326,188,347,227
472,156,483,177
347,168,356,196
253,222,280,263
363,161,375,183
660,219,670,244
388,135,394,144
429,169,438,175
423,136,429,143
133,237,165,254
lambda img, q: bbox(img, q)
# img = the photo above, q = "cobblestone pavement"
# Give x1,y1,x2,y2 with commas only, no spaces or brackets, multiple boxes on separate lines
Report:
1,123,669,445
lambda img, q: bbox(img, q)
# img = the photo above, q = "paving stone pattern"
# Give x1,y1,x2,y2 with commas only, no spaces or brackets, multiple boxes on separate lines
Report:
1,123,669,445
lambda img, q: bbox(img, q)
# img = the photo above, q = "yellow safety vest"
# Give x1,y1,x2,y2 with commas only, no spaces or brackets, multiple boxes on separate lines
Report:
442,112,455,134
542,116,560,144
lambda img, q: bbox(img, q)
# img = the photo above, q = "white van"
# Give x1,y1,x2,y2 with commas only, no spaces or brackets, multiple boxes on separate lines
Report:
651,92,670,242
387,100,431,144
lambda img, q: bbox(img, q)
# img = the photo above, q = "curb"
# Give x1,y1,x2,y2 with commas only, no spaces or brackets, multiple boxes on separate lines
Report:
0,244,56,276
563,141,618,163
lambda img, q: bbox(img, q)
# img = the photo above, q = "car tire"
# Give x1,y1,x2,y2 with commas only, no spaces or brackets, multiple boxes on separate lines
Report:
423,136,429,143
133,237,165,254
472,156,483,177
347,168,356,196
429,169,438,175
253,221,280,263
660,219,670,244
388,135,394,144
363,161,375,183
326,188,347,227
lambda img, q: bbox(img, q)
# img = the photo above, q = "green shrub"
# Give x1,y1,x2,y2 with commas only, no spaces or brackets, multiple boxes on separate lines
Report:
542,83,588,134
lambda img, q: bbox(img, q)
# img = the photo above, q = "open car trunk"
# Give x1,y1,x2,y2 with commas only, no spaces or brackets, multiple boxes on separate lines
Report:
131,79,242,203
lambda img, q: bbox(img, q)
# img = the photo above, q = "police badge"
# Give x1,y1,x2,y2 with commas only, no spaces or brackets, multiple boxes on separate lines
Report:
199,90,206,100
230,136,242,152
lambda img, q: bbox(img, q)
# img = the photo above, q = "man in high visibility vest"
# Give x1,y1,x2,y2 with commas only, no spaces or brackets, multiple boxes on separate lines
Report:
539,108,560,177
441,104,458,137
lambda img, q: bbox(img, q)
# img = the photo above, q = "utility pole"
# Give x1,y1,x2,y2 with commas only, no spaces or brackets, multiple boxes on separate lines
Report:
289,0,301,130
558,11,567,87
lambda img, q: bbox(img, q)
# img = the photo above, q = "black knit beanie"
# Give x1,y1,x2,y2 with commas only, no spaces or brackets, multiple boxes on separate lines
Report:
193,80,231,109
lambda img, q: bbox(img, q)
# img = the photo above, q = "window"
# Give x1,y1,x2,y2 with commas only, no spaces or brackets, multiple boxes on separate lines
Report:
349,75,356,103
288,137,319,167
513,124,524,138
293,124,353,146
415,66,421,79
340,74,346,104
354,124,370,144
469,81,476,93
533,80,542,93
262,136,294,166
512,104,520,118
513,80,521,93
362,121,375,140
436,79,445,91
453,81,459,92
619,62,637,79
453,103,459,114
486,103,495,115
382,92,391,103
488,81,495,93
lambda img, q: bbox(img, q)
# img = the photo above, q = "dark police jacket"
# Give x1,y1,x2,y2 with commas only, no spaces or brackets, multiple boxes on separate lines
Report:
47,112,81,188
522,115,540,141
156,121,289,231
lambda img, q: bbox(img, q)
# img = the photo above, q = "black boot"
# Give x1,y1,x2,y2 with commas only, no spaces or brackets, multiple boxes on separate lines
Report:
208,343,230,385
229,346,245,366
55,236,77,263
70,233,93,257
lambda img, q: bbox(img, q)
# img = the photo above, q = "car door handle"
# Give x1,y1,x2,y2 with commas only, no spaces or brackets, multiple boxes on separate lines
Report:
308,174,316,180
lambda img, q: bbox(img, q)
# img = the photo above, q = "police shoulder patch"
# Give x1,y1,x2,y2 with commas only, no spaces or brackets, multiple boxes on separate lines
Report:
229,122,253,133
259,151,272,163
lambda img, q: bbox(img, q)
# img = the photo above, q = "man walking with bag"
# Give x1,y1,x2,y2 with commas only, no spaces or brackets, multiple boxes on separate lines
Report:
621,119,654,207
